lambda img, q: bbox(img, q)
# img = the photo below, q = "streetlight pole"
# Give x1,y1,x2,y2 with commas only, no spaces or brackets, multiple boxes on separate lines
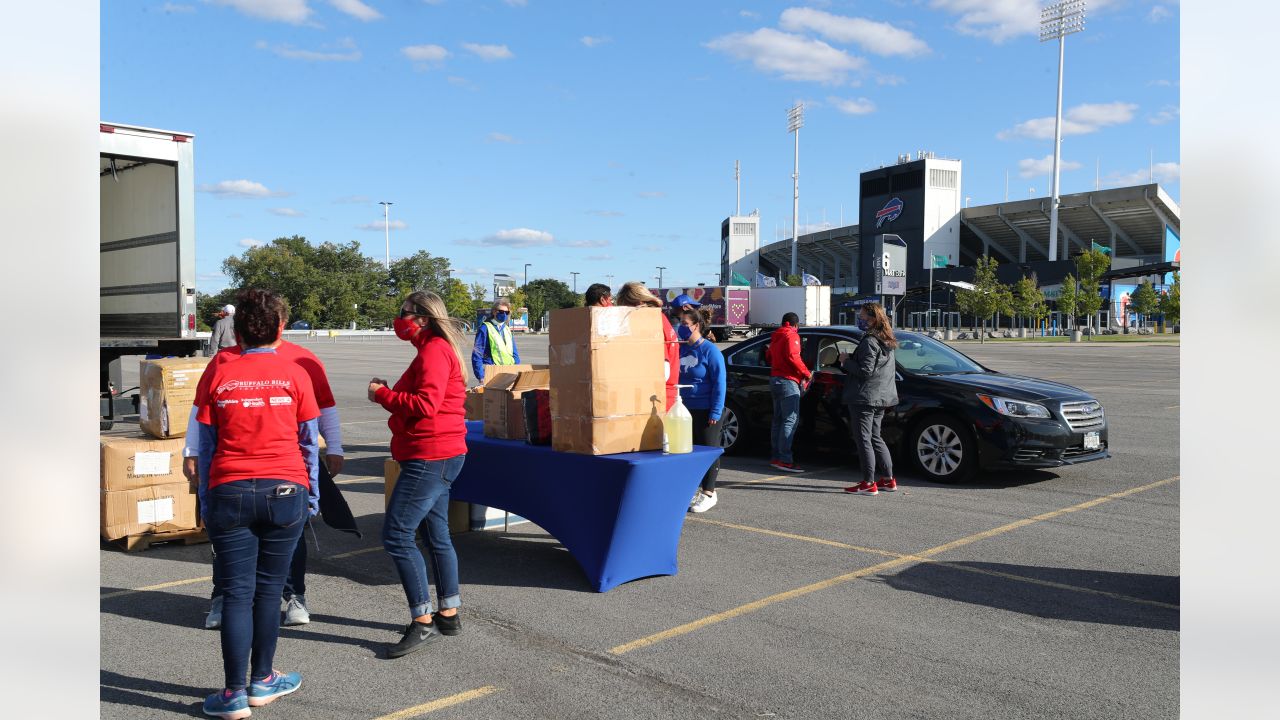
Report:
523,263,531,290
656,266,666,288
378,201,393,270
787,103,804,278
1041,0,1086,262
570,271,580,294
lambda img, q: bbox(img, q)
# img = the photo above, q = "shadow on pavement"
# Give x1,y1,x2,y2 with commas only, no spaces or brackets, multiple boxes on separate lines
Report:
454,530,593,593
873,561,1179,631
100,670,205,716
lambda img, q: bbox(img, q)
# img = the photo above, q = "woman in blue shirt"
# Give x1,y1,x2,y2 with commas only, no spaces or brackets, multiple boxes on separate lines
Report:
677,308,727,513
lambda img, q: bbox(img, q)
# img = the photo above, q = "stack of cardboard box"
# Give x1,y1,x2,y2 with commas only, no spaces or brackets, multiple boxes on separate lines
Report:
465,363,541,421
139,357,210,439
548,306,666,455
483,368,551,440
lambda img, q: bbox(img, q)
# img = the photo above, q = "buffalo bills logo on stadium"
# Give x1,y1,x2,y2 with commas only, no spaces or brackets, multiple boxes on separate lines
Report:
876,197,904,228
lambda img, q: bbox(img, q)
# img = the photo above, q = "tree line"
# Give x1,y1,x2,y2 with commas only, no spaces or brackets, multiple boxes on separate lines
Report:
196,235,582,331
955,248,1180,340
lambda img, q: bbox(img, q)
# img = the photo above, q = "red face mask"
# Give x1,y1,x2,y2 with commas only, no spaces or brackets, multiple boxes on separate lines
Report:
393,316,420,341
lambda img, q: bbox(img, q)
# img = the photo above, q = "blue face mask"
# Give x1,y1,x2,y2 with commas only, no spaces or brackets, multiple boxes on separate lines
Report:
495,311,509,323
856,318,870,331
677,324,693,341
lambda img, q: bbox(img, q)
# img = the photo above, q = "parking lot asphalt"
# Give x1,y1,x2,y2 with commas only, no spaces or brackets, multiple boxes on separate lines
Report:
102,335,1179,719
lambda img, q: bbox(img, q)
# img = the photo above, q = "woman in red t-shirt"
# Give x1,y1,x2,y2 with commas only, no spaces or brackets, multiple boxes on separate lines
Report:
368,290,469,659
196,289,319,718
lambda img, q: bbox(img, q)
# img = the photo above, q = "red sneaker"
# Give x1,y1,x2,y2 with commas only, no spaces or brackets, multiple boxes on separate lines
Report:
876,477,898,492
844,480,878,495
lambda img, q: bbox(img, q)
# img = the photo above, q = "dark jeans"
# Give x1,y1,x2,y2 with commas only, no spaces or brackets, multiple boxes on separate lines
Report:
207,479,308,690
688,408,722,493
851,405,894,483
770,377,802,464
382,455,466,619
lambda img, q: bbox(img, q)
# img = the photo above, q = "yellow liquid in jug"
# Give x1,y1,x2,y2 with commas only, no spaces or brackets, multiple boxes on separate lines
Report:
663,411,693,454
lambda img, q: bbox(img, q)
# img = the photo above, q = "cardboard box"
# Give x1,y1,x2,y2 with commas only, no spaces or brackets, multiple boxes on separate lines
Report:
101,434,187,492
139,356,211,439
483,369,551,440
464,387,486,421
383,459,470,534
549,306,667,454
101,481,198,540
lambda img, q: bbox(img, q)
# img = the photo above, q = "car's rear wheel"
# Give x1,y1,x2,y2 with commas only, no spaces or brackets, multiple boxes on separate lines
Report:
909,414,976,484
719,403,745,455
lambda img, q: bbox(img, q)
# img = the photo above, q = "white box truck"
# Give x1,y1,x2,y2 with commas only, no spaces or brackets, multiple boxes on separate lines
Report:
749,285,831,329
100,122,203,428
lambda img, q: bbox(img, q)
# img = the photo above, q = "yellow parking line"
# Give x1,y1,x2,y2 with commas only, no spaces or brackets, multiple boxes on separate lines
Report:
611,476,1178,655
689,518,899,558
334,474,382,485
101,575,212,600
721,466,837,487
371,686,499,719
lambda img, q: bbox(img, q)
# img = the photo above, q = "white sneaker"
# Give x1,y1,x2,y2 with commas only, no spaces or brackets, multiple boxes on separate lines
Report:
205,596,223,630
689,491,718,513
282,595,310,626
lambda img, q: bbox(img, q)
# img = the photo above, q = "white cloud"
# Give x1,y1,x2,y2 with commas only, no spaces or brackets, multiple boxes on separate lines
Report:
199,179,289,198
929,0,1039,43
198,271,226,282
401,44,449,66
239,238,263,248
332,194,370,204
1149,105,1179,125
587,210,624,217
1018,154,1082,178
446,76,470,86
637,191,667,199
358,219,408,231
779,8,930,57
463,43,514,61
161,3,195,12
581,35,612,47
828,96,876,115
454,267,492,277
560,240,610,248
486,132,519,144
1107,162,1180,187
268,207,304,217
328,0,381,21
641,244,665,252
209,0,312,24
1147,5,1172,22
266,38,362,61
739,10,760,19
585,254,613,261
706,28,865,85
458,228,555,248
1148,79,1175,87
998,101,1138,140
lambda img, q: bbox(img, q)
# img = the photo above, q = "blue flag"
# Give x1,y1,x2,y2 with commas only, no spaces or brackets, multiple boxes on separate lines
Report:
1091,241,1112,255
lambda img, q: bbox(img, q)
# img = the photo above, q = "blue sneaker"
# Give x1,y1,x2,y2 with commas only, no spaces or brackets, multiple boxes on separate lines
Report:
203,688,251,719
248,670,302,707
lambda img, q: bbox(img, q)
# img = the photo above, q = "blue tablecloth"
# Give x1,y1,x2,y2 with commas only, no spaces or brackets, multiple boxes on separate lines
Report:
451,421,723,592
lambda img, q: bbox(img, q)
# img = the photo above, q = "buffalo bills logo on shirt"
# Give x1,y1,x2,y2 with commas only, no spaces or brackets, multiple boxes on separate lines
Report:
875,197,903,228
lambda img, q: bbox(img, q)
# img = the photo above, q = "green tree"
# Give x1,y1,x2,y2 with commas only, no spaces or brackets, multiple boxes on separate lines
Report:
1130,281,1159,326
1072,248,1110,334
388,250,451,296
956,256,1011,343
520,278,578,331
1159,272,1180,326
784,273,802,287
441,277,477,320
195,289,237,332
1011,276,1045,331
1057,273,1080,329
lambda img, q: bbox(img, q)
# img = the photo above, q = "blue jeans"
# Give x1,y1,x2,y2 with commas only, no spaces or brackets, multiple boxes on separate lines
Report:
770,377,802,464
382,455,466,619
206,479,308,690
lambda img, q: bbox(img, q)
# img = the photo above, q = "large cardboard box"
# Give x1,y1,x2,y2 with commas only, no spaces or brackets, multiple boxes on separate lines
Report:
383,459,470,534
101,434,187,492
139,356,211,439
467,363,544,421
548,306,667,455
483,369,551,440
101,481,199,540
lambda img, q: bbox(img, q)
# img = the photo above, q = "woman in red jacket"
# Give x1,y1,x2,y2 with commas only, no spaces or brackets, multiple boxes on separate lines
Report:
616,281,679,412
368,290,468,659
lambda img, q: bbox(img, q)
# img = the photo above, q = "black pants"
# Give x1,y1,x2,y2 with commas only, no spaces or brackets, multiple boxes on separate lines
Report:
689,408,722,493
850,405,894,483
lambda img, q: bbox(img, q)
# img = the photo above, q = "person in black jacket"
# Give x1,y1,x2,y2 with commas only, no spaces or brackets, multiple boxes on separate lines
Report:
839,303,899,495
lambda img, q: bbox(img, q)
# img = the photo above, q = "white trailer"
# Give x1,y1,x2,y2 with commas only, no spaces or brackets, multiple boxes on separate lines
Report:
100,122,203,428
748,285,831,328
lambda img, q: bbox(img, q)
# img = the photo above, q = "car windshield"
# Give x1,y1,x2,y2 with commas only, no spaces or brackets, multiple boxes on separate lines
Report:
893,333,985,375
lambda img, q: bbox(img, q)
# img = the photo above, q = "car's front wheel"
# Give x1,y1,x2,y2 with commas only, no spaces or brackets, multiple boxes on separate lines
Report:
719,403,746,455
909,414,976,484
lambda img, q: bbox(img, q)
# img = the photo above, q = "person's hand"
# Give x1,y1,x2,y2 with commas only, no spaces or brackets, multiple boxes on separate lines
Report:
308,493,319,517
368,379,386,402
325,454,344,477
183,456,198,482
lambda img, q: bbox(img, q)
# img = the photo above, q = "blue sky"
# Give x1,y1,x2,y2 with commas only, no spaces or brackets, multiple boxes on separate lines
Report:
102,0,1179,293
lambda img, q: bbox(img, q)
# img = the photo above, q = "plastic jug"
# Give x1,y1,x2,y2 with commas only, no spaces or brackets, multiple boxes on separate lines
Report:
663,385,694,454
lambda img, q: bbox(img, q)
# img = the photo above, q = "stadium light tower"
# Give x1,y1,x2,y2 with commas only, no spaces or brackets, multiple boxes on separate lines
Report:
378,201,393,269
1040,0,1085,262
656,266,666,288
787,103,804,278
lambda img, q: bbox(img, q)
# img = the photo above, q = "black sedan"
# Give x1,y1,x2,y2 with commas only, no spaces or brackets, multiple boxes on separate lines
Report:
718,326,1110,483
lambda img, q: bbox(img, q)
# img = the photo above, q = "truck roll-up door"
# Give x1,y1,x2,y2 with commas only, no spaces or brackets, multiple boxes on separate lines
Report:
100,157,181,337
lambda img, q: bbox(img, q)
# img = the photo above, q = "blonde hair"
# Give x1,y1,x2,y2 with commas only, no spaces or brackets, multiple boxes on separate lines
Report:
405,290,467,367
615,281,662,308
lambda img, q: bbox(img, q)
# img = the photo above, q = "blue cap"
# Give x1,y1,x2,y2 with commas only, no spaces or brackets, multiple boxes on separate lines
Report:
670,293,701,308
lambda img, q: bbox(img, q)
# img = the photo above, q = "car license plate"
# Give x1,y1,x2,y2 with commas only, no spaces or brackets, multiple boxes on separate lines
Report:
1083,431,1100,450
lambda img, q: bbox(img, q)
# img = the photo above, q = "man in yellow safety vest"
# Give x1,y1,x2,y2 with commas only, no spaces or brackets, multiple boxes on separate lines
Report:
471,297,522,382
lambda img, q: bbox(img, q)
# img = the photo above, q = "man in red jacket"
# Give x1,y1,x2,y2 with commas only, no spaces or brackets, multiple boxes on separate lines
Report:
766,312,811,472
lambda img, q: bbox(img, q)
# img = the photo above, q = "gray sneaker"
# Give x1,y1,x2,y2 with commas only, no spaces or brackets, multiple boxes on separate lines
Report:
205,596,223,630
282,595,310,626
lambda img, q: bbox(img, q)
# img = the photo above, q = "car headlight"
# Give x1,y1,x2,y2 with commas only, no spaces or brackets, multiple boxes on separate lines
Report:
977,394,1052,419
